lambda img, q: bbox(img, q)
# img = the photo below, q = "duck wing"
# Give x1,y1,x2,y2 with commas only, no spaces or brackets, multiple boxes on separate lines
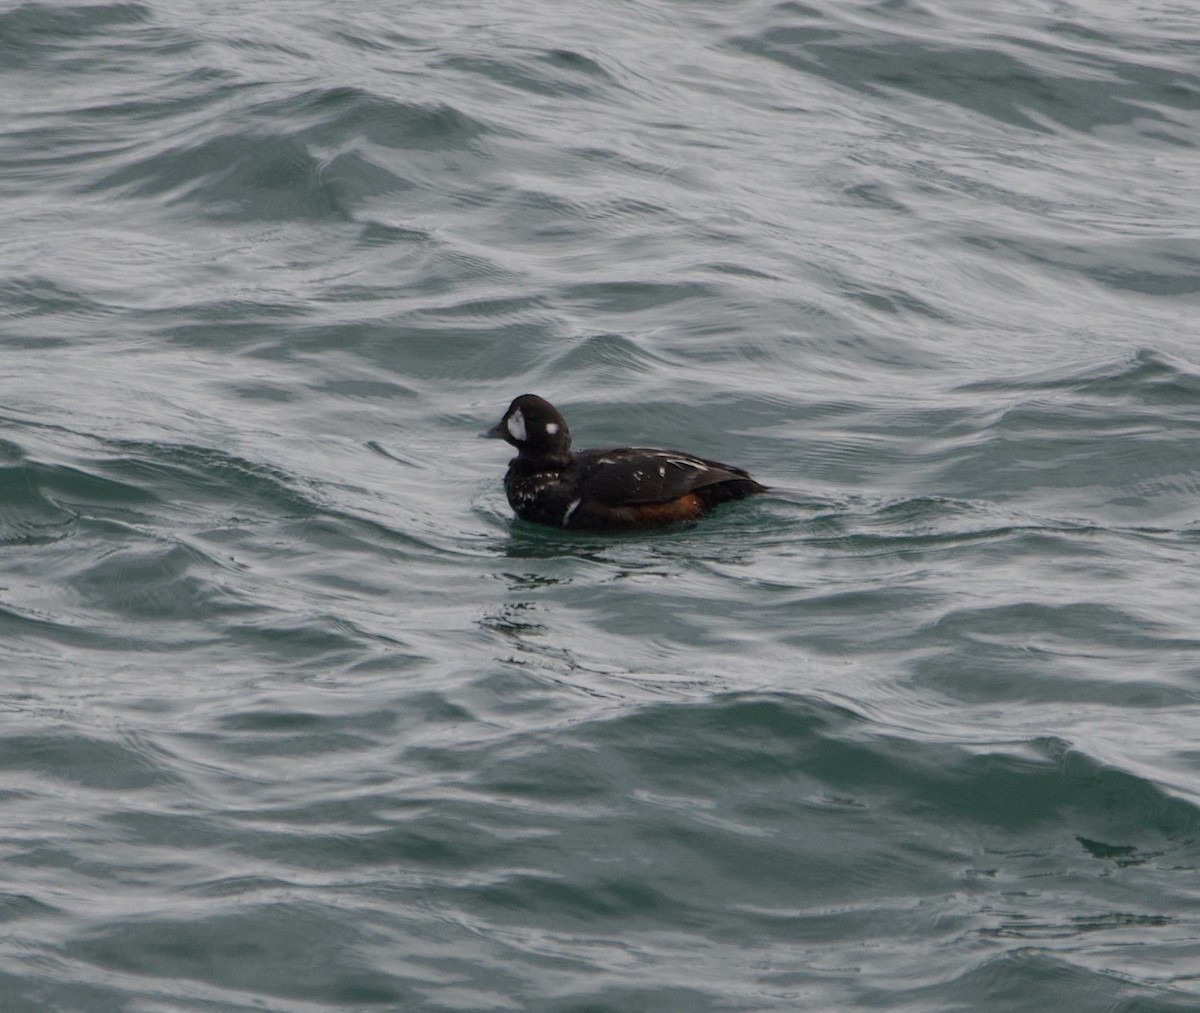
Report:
573,448,758,506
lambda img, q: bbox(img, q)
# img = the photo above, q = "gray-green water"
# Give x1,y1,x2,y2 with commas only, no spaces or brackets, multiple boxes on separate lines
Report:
3,0,1199,1009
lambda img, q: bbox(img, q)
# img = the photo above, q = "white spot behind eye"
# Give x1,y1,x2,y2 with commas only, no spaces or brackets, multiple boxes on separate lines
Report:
507,409,527,442
546,422,559,434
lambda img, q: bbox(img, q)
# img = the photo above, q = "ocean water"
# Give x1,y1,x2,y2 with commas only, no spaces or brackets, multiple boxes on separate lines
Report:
2,0,1199,1009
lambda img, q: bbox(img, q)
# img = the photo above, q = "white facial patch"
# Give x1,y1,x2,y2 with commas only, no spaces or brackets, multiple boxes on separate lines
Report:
507,409,527,442
546,423,559,434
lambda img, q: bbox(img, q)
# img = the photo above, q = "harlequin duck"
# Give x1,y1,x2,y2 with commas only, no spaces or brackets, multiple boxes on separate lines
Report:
483,394,766,531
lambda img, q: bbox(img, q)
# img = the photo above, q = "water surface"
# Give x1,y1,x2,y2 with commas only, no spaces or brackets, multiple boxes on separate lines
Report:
2,0,1199,1009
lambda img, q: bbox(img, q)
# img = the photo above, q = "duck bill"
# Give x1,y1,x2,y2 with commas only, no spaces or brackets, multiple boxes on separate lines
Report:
481,421,507,439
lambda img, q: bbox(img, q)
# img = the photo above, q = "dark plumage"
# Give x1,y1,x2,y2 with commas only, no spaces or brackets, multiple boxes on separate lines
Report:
482,394,766,531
